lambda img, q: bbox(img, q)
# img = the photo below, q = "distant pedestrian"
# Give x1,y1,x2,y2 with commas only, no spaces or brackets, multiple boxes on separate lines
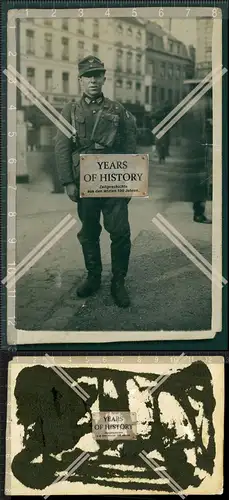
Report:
155,135,168,164
152,102,171,164
182,104,212,224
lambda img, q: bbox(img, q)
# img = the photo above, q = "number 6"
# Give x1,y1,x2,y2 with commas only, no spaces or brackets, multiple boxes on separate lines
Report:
159,8,164,17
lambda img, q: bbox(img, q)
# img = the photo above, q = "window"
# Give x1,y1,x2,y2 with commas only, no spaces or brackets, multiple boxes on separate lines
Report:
62,37,69,60
136,29,142,40
168,64,173,78
145,86,150,104
44,19,52,26
126,51,132,72
27,67,35,87
148,34,155,48
93,19,99,38
116,79,123,88
26,30,35,54
158,37,164,50
78,40,84,60
116,49,123,71
169,40,173,52
175,65,180,79
160,62,166,78
152,85,157,102
45,70,53,92
136,53,141,74
92,44,99,57
136,82,141,91
78,18,84,35
62,19,69,30
160,87,165,102
146,60,154,75
177,43,180,55
126,80,132,90
168,88,173,104
175,90,180,103
44,33,52,57
127,27,132,36
62,72,69,93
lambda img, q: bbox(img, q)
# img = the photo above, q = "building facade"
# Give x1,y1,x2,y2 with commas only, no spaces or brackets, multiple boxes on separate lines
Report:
111,17,146,124
16,16,195,148
195,18,213,79
17,16,147,140
18,17,116,107
145,21,195,113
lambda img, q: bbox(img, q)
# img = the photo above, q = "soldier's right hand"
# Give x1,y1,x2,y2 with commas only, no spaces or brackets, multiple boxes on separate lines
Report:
65,183,79,202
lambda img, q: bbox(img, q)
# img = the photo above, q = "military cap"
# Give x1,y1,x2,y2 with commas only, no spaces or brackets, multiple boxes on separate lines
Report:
78,55,106,77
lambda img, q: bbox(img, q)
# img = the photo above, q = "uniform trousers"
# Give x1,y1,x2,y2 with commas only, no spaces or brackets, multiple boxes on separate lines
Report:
77,197,131,281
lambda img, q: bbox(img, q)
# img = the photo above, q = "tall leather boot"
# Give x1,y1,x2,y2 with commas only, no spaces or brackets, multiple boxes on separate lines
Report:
193,201,212,224
77,243,102,298
111,277,130,308
110,236,131,308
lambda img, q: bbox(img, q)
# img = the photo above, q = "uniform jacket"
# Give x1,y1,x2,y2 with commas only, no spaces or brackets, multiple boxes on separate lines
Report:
55,94,137,186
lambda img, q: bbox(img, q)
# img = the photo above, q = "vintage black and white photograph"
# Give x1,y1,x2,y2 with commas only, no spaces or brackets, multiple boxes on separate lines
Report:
5,355,224,495
6,8,223,343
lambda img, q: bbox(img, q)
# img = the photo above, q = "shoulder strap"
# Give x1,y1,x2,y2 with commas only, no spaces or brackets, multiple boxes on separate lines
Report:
71,101,84,143
71,102,77,143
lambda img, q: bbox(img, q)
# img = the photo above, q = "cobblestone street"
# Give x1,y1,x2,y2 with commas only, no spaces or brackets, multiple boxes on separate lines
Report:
14,147,214,340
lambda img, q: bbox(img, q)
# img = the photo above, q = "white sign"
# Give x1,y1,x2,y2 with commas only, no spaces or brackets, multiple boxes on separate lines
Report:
80,154,149,198
92,411,137,441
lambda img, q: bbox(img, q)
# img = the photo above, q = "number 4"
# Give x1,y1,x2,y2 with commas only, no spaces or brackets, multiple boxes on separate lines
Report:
105,8,110,17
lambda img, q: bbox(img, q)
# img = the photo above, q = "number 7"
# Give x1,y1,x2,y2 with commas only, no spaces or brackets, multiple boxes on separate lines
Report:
186,7,190,16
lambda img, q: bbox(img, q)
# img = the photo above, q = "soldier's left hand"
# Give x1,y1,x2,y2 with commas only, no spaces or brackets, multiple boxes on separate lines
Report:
65,182,79,202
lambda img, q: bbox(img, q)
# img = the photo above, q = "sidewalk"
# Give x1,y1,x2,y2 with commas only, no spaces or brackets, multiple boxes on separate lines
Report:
15,179,212,332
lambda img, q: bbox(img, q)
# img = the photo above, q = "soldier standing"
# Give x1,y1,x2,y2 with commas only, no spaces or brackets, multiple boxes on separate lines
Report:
55,56,137,308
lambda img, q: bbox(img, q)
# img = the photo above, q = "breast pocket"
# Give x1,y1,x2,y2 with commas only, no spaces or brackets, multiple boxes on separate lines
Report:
75,115,86,138
91,113,120,147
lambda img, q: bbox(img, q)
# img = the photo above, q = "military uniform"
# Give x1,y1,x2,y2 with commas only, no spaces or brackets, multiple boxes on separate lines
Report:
55,56,137,307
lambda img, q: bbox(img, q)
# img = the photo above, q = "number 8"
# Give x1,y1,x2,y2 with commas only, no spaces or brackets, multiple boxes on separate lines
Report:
212,8,218,17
